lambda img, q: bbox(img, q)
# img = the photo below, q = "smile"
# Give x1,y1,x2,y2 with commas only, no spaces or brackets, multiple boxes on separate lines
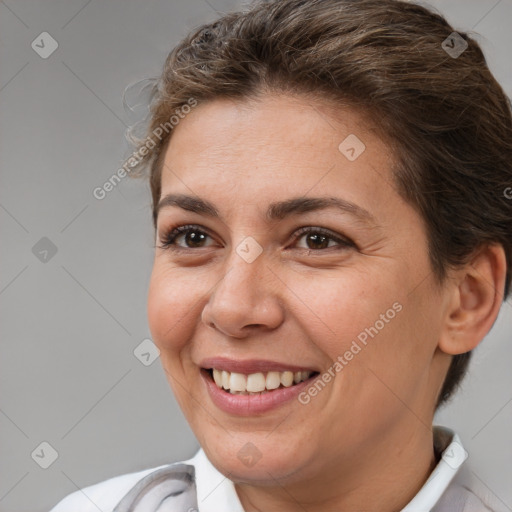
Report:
208,368,315,394
199,357,321,415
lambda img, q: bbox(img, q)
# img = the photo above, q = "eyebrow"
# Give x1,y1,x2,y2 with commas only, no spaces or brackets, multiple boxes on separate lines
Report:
156,193,379,227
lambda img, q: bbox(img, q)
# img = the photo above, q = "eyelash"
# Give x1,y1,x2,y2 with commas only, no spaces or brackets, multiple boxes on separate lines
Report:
157,224,355,253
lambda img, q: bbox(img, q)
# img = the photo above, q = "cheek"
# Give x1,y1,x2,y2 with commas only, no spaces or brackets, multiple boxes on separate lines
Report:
306,260,436,384
147,264,201,353
344,274,442,410
296,267,393,359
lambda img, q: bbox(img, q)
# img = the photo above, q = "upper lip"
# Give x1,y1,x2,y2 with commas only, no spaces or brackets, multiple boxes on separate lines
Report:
199,357,319,374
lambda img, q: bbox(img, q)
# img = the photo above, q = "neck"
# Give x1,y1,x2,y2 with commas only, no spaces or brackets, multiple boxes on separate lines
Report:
234,422,437,512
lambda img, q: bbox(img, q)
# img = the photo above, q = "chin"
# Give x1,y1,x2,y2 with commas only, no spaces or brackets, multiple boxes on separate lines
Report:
202,433,312,484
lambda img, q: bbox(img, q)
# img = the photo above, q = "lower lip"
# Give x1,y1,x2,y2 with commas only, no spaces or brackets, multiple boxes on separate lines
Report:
200,369,318,416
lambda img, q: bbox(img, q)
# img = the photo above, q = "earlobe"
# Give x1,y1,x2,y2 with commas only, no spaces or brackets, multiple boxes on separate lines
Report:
438,244,507,356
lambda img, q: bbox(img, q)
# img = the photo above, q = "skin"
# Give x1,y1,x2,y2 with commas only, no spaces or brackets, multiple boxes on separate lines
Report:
147,93,506,512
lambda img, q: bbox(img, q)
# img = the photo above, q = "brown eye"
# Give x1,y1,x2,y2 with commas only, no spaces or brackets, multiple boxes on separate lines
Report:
158,225,214,250
157,224,355,253
293,227,355,251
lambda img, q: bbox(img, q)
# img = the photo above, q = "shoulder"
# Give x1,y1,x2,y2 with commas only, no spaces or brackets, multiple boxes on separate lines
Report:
447,461,507,512
433,456,509,512
434,481,495,512
49,459,193,512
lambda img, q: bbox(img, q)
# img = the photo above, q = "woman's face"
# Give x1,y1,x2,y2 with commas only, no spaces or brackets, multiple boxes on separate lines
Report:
147,94,451,484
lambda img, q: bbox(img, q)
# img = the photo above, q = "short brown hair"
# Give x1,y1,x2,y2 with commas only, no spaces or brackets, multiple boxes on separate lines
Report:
127,0,512,408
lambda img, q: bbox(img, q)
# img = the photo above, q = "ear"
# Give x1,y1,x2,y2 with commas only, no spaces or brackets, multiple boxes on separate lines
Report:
438,244,507,356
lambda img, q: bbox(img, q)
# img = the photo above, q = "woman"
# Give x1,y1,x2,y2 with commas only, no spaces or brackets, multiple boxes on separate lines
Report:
50,0,512,510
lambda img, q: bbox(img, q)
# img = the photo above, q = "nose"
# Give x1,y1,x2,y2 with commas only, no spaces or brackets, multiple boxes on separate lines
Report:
201,249,285,338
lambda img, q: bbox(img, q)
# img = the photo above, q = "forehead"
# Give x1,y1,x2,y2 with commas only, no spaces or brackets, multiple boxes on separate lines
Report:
166,94,387,162
159,94,398,221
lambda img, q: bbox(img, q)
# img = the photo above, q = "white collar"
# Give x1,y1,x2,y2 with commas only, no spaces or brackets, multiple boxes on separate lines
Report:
401,425,466,512
183,425,465,512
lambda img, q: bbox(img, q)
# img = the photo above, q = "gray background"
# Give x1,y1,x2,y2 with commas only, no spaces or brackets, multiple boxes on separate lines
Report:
0,1,511,511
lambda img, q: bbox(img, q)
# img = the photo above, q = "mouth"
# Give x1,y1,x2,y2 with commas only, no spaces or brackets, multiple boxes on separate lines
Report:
198,357,322,415
201,367,320,395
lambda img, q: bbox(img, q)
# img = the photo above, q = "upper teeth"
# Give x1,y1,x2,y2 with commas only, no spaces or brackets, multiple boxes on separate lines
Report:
211,369,313,394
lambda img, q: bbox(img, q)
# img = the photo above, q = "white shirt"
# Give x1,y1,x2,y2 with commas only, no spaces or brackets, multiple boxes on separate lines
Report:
49,425,498,512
